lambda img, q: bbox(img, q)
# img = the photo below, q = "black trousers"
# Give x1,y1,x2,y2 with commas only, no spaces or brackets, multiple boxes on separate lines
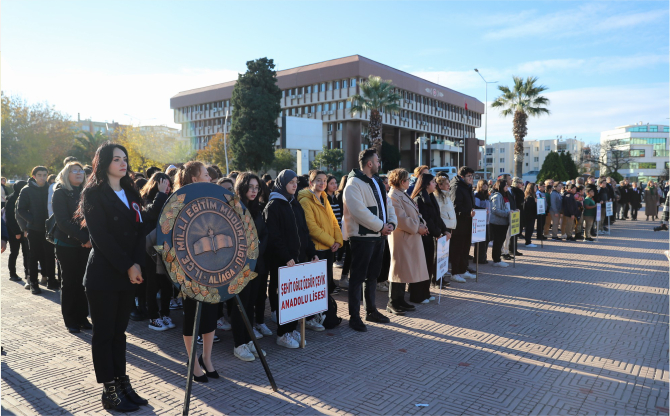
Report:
251,270,268,325
491,223,509,263
451,218,472,275
27,231,55,284
631,205,639,219
536,216,545,238
269,263,297,336
388,282,406,308
341,241,352,276
316,250,335,294
230,283,252,347
56,245,90,327
348,239,385,318
86,289,134,383
145,256,171,319
377,243,391,283
476,227,490,262
8,236,29,276
524,216,536,245
408,280,431,303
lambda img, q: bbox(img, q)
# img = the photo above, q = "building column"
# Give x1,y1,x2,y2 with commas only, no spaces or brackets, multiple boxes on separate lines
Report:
410,130,417,168
427,138,433,168
344,121,361,172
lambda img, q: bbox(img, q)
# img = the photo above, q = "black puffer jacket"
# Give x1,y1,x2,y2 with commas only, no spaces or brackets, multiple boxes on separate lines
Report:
415,191,447,238
449,176,474,219
264,195,316,268
16,179,50,232
52,183,89,245
5,181,27,236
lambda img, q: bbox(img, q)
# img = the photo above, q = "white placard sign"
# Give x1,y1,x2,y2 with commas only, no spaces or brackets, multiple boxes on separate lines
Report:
278,260,328,325
605,201,613,216
471,209,487,243
596,204,602,221
436,235,450,281
537,198,546,215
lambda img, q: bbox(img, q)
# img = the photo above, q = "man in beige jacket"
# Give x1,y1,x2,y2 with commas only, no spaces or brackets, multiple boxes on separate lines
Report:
342,149,397,332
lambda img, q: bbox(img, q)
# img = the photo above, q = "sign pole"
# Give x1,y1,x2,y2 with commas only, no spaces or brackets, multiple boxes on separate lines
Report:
476,243,479,283
300,318,306,349
438,274,443,304
513,236,516,268
234,295,277,392
182,301,202,416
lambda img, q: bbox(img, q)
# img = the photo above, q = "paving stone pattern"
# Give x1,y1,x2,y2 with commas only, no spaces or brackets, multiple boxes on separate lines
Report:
1,220,668,415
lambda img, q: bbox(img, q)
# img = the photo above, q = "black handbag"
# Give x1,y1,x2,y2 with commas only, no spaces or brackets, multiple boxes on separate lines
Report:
45,214,57,244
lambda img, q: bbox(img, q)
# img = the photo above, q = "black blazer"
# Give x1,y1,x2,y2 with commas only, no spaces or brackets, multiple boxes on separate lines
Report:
82,183,145,291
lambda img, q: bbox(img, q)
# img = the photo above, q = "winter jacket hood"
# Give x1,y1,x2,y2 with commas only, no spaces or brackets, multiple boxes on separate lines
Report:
297,188,343,251
341,169,397,241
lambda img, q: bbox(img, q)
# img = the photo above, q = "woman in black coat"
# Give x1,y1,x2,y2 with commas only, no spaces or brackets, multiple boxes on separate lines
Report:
6,180,29,281
522,183,538,247
264,169,317,349
410,173,448,303
76,143,148,412
52,162,91,333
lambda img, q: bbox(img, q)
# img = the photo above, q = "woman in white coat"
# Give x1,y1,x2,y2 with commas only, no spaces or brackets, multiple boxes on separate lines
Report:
386,169,430,315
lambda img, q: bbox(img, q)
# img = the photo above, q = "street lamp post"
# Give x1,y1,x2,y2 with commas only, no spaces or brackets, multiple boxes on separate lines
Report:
224,109,230,176
474,69,497,179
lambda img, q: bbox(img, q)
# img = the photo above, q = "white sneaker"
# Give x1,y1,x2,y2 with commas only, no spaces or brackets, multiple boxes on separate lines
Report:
254,323,272,336
339,275,349,289
305,318,325,332
420,299,430,304
270,311,277,323
169,299,180,310
233,344,255,361
493,261,509,268
291,330,307,346
450,274,466,283
312,313,325,326
217,318,231,331
246,341,266,358
376,282,389,292
148,318,168,331
276,333,299,349
462,271,476,279
525,243,537,248
428,296,435,301
162,316,176,329
252,327,264,339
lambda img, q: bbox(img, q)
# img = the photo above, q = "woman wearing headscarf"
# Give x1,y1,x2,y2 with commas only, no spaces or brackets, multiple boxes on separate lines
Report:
386,169,429,314
264,169,318,349
410,173,449,303
472,180,490,266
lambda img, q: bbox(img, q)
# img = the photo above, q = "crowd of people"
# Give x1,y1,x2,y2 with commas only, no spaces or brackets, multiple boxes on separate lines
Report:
0,142,667,412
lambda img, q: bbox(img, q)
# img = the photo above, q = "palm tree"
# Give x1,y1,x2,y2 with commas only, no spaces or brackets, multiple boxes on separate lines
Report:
348,75,402,154
72,131,108,164
491,76,550,177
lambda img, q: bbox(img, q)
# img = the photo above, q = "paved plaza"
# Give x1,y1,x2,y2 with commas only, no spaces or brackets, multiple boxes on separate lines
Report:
1,219,668,415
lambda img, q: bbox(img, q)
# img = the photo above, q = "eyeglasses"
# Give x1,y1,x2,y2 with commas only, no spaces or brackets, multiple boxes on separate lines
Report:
71,169,85,174
465,174,473,178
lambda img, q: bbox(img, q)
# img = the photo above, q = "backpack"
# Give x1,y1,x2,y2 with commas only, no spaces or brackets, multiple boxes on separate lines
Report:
45,214,57,244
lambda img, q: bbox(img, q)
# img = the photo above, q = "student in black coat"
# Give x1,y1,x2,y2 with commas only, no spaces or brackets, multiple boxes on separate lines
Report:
264,169,318,349
522,183,538,246
52,162,92,334
411,174,448,303
76,143,148,412
6,181,29,281
449,166,476,277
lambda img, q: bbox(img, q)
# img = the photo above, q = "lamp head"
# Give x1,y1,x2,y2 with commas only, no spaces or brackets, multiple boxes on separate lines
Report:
474,68,479,72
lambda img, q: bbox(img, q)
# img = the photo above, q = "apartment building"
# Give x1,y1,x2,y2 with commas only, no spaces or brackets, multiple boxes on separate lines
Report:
486,138,585,178
601,123,669,183
169,55,484,172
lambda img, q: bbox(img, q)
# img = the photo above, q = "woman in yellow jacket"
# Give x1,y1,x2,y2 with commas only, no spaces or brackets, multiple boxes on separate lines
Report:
297,170,344,330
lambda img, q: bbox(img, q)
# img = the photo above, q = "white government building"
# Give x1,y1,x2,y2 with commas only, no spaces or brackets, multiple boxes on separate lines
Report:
486,138,585,181
600,123,669,183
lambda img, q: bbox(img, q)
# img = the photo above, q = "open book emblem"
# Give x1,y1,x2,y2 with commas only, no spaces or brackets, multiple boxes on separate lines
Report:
193,227,233,256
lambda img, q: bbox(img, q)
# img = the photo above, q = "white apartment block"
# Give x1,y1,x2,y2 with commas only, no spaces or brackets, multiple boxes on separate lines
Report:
600,123,669,182
486,138,585,177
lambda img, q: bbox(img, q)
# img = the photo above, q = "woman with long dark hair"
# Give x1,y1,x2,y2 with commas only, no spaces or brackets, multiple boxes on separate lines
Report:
229,172,269,361
410,173,448,303
173,161,220,382
52,161,91,333
76,142,148,412
139,172,173,331
473,180,491,266
522,183,538,247
489,179,511,268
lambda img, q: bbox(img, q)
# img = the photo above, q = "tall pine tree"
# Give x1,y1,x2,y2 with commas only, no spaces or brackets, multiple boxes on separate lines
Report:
537,151,569,183
559,151,579,179
229,58,282,171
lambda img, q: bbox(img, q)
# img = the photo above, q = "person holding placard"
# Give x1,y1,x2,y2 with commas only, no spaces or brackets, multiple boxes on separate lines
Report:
265,169,319,348
522,183,538,247
489,179,511,268
386,168,428,314
473,180,491,264
449,167,476,278
412,173,450,300
596,178,610,232
562,184,578,241
535,183,547,241
549,183,563,240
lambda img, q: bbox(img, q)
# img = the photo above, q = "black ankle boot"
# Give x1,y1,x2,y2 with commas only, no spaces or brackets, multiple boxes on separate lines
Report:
101,382,139,412
115,375,148,406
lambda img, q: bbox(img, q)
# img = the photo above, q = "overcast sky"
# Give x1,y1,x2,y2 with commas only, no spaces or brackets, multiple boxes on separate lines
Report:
2,1,668,144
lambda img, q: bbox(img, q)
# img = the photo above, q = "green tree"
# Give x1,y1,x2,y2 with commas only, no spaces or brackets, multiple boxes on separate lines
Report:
491,76,551,177
312,147,345,172
71,131,109,164
537,151,568,183
1,92,74,177
559,151,579,179
229,57,282,171
380,141,401,172
348,75,401,153
272,149,296,173
197,133,233,173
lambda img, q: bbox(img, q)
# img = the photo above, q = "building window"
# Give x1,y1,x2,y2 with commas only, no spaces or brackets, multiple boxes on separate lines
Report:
486,148,493,154
320,83,326,92
545,145,550,151
351,78,357,87
525,152,529,157
534,157,539,162
324,103,330,111
327,82,332,91
629,126,648,132
500,158,505,162
316,104,322,112
525,163,529,167
334,81,339,90
486,158,493,163
342,80,348,89
337,123,342,131
338,102,344,110
346,101,352,109
499,168,504,173
499,148,505,153
629,149,645,157
327,124,333,132
664,127,669,133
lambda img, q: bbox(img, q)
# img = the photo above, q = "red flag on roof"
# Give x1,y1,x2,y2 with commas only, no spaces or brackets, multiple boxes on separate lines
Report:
465,102,468,110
